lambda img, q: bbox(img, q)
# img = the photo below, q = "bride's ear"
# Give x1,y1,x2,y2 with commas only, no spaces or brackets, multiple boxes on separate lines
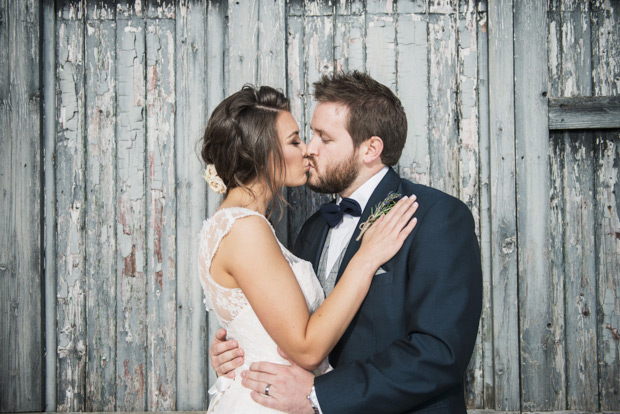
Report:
360,136,384,165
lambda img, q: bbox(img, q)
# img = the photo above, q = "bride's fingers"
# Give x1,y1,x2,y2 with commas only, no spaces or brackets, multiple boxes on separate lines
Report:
374,196,417,234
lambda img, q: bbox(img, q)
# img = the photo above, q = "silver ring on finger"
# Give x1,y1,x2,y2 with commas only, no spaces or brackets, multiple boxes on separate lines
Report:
264,384,271,396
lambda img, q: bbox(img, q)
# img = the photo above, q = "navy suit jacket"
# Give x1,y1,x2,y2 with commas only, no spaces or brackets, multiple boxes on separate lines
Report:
293,168,482,414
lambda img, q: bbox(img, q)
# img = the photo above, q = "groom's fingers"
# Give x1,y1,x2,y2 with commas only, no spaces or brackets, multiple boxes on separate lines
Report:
250,390,281,410
249,361,286,375
241,370,277,400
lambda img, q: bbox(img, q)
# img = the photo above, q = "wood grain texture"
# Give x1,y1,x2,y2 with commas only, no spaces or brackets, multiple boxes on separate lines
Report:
549,96,620,130
146,15,176,411
42,1,58,410
0,0,43,411
397,10,429,186
458,0,482,406
84,5,117,410
228,0,258,90
2,1,619,412
175,0,209,409
428,12,459,196
592,2,620,411
548,1,600,411
515,1,565,411
205,1,226,399
258,0,288,243
475,3,495,408
56,1,87,410
115,15,147,412
487,0,520,410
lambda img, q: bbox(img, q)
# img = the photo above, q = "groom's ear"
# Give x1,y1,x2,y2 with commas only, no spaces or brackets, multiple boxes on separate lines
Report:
360,136,384,165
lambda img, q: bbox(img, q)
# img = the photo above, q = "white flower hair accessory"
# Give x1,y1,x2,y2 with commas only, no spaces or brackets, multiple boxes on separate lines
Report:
203,164,227,194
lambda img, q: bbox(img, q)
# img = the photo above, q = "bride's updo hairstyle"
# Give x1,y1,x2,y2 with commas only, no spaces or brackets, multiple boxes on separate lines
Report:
201,85,291,213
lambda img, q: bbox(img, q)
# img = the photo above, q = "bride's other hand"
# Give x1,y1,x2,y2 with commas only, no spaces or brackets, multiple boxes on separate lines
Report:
209,328,245,379
358,195,418,269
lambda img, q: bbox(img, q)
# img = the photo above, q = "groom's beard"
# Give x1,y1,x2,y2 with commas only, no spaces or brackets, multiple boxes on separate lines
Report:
306,152,359,194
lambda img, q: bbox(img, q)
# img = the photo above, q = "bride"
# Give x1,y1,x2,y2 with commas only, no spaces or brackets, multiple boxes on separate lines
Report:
198,85,418,413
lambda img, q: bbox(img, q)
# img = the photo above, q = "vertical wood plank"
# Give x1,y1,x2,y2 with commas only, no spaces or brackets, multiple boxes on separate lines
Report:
116,12,147,411
258,0,288,242
458,0,481,405
56,1,87,410
285,12,307,243
335,0,364,16
257,0,285,89
145,10,176,410
304,0,333,17
334,4,365,74
205,0,226,395
0,0,43,411
428,11,458,196
300,9,334,223
554,1,599,411
228,0,258,91
457,0,479,218
515,1,565,410
84,2,117,410
42,0,58,410
592,1,620,410
396,10,429,186
475,2,495,408
429,0,457,14
398,0,427,14
366,13,396,91
545,4,566,411
366,0,393,14
594,134,620,413
175,0,208,409
487,0,520,410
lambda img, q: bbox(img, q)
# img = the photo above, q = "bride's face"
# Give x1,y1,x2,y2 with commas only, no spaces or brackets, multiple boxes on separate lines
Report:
276,111,309,187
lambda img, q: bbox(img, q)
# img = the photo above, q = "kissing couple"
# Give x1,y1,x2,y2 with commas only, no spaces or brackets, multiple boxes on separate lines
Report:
198,71,482,413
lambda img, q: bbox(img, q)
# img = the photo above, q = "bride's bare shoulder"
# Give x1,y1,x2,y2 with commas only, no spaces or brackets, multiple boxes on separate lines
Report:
221,214,280,254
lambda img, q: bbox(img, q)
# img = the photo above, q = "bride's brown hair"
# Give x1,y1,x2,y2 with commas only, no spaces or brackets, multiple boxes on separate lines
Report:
201,84,291,218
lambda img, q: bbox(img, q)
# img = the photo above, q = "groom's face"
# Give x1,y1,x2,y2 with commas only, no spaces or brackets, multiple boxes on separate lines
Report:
306,102,360,195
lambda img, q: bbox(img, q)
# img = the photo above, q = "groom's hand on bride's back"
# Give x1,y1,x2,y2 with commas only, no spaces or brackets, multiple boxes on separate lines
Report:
209,328,245,378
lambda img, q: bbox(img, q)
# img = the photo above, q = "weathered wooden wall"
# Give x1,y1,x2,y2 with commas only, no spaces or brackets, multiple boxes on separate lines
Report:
0,0,619,412
0,0,43,412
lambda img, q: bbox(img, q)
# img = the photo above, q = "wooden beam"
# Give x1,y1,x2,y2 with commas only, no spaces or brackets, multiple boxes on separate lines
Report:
548,96,620,130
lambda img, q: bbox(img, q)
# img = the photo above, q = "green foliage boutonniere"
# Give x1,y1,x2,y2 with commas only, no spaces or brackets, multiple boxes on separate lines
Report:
356,192,402,241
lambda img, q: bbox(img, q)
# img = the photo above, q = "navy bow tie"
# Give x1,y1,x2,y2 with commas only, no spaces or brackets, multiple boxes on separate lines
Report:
320,197,362,228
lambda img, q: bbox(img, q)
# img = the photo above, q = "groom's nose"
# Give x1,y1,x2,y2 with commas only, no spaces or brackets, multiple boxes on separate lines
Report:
306,135,319,156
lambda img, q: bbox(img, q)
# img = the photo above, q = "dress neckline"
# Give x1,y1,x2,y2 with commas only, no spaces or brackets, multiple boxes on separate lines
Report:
212,206,265,218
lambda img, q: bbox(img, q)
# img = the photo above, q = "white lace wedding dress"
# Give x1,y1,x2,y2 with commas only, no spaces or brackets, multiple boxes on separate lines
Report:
198,207,327,413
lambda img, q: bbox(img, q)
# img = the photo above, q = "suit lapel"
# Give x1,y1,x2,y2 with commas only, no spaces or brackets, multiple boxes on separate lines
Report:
336,168,403,282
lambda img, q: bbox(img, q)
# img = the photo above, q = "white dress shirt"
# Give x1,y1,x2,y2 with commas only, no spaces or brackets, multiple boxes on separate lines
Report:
311,167,389,413
323,166,389,283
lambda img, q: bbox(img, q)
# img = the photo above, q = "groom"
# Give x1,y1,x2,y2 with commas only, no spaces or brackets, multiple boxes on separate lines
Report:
210,71,482,413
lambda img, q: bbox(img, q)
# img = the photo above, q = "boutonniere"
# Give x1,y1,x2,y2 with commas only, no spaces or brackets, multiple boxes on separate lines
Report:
356,192,402,241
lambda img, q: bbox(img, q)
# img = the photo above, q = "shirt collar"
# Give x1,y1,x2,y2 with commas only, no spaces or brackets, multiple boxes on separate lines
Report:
337,166,389,212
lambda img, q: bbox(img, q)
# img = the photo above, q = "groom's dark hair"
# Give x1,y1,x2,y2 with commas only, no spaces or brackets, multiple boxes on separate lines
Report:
313,71,407,166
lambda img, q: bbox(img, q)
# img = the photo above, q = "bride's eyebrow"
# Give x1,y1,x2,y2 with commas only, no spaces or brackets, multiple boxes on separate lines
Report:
286,131,300,140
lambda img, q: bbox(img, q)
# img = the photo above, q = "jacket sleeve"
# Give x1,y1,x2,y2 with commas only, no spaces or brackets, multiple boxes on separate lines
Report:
313,195,483,413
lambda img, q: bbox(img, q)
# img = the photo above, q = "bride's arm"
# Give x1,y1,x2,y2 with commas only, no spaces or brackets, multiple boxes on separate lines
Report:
217,196,417,371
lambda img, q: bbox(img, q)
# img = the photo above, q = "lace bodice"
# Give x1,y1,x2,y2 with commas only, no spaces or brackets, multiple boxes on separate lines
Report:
198,207,324,323
198,208,328,413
